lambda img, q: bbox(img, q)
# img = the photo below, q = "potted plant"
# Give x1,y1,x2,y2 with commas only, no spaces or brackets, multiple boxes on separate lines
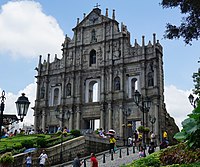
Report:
137,125,145,133
144,127,150,134
0,152,14,167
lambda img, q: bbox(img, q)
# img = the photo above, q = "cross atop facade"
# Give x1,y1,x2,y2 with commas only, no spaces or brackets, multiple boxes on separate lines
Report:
94,3,100,8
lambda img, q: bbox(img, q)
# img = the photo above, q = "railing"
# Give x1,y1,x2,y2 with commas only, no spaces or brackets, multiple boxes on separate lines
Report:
52,146,138,167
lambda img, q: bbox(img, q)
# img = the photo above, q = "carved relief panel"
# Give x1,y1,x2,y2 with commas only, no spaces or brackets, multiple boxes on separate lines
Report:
113,41,121,59
76,48,81,66
67,50,73,66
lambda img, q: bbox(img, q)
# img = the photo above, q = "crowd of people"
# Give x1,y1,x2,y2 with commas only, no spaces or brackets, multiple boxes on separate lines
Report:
0,127,33,138
1,124,71,139
4,124,169,166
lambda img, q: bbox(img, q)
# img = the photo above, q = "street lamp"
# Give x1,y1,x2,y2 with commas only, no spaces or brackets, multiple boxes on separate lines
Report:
188,94,199,108
55,106,71,164
0,90,6,138
123,108,131,146
133,90,151,156
0,91,30,138
15,93,30,122
149,115,156,132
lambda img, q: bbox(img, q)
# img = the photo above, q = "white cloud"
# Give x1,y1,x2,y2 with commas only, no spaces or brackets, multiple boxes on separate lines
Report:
0,0,64,59
164,85,193,130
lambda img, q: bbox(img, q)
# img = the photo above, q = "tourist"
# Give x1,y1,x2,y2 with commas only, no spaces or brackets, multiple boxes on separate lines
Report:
163,131,167,139
24,152,32,167
63,126,69,133
98,128,106,138
90,153,98,167
57,125,61,132
73,153,83,167
29,129,35,135
150,131,156,147
38,150,50,167
160,137,169,149
138,146,145,158
148,142,155,154
109,134,116,153
134,130,138,145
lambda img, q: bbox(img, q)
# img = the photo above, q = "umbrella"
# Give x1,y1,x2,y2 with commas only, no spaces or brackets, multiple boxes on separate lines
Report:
106,132,115,136
24,148,37,153
108,129,116,134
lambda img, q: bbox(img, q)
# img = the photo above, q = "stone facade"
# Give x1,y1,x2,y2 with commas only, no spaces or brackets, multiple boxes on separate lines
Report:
33,7,178,142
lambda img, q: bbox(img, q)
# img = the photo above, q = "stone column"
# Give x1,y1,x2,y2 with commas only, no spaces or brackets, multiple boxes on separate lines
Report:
76,108,81,129
42,109,46,132
119,105,123,137
101,70,105,101
91,120,95,130
153,64,157,86
108,103,112,130
34,111,37,131
68,109,73,131
154,103,159,142
109,68,113,92
100,108,104,129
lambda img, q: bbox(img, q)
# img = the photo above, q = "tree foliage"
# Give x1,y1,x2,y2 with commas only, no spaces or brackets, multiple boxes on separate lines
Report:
174,66,200,149
174,105,200,149
192,68,200,96
161,0,200,44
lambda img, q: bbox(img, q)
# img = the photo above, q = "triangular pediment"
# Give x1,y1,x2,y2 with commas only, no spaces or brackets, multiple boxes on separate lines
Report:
73,8,111,30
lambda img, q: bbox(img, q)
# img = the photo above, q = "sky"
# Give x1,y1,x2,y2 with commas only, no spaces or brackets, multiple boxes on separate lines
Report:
0,0,198,130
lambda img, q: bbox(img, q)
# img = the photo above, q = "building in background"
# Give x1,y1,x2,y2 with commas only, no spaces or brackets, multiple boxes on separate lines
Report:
33,7,179,142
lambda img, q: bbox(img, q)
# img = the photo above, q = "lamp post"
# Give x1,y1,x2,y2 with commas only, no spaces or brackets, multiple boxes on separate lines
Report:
123,108,131,146
133,90,151,156
0,90,6,138
55,106,71,164
15,93,30,121
188,94,199,108
149,115,156,132
0,91,30,138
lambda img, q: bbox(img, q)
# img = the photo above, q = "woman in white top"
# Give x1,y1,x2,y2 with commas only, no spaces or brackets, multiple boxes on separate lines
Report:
25,152,32,167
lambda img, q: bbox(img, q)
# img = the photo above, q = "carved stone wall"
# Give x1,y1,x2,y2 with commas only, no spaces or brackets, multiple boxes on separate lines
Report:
33,7,179,143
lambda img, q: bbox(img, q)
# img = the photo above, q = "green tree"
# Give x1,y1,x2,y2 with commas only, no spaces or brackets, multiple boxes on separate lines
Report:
174,65,200,148
161,0,200,44
192,68,200,96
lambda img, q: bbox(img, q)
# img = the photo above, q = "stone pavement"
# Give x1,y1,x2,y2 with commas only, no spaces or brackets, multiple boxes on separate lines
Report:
64,146,142,167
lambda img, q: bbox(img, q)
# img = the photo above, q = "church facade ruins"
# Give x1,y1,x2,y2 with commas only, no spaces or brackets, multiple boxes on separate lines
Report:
33,7,179,141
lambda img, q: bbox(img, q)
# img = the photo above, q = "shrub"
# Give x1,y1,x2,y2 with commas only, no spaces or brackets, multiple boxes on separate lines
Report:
70,129,81,137
12,143,22,150
21,140,34,149
0,152,14,165
160,143,200,165
174,102,200,149
95,129,99,134
131,151,161,167
36,138,47,148
63,132,68,137
56,131,62,136
144,127,150,134
137,126,145,133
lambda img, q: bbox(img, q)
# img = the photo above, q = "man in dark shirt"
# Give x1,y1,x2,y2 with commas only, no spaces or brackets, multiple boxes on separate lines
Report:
73,153,83,167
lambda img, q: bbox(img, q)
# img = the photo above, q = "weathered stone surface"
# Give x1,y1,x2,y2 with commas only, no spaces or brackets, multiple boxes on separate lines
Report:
33,7,179,145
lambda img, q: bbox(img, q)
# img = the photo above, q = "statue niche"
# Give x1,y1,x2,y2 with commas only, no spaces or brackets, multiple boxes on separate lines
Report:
147,62,154,87
66,83,71,96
